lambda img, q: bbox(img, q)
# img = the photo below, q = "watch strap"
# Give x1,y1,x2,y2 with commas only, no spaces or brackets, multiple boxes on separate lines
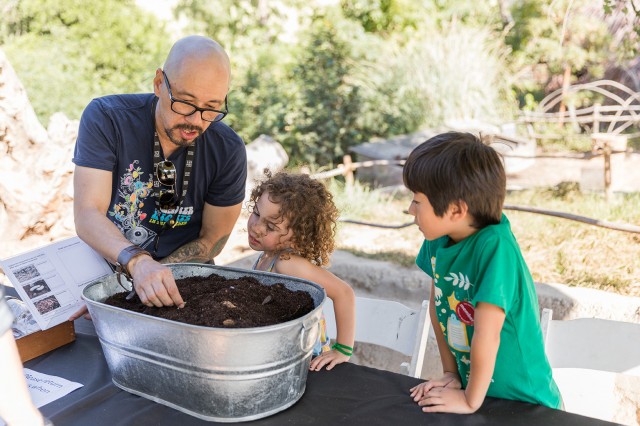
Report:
116,245,150,277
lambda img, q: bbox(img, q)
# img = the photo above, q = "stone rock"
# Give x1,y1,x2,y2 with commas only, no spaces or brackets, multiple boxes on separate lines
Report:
0,48,76,259
0,49,49,151
244,134,289,198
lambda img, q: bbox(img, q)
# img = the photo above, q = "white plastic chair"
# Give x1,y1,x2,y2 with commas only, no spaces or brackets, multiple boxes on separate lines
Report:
323,297,430,378
541,308,640,375
540,308,640,422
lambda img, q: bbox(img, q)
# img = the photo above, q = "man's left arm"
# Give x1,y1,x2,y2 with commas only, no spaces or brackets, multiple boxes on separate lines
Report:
161,202,242,264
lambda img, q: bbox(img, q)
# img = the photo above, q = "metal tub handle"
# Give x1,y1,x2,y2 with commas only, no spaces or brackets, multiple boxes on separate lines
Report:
300,316,319,352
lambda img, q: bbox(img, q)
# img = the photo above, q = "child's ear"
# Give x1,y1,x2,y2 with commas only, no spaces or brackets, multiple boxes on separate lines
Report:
448,200,469,221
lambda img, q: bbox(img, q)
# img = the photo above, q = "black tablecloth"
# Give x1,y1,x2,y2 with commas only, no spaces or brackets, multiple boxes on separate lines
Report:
23,327,618,426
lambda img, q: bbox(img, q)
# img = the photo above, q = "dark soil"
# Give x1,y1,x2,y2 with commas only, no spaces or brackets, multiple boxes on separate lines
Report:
104,273,315,328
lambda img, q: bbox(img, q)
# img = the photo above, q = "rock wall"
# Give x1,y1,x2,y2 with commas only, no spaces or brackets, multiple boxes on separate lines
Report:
0,48,77,259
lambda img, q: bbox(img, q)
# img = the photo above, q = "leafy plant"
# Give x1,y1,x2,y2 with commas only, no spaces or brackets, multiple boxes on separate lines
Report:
340,0,423,35
281,13,376,165
385,24,517,128
1,0,170,123
506,0,614,99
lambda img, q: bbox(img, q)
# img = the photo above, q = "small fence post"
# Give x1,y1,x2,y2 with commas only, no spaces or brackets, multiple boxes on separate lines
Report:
593,103,601,133
343,155,354,187
592,133,613,203
603,141,612,202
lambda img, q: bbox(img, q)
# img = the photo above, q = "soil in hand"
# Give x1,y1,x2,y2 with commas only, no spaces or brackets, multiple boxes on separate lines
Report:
104,273,315,328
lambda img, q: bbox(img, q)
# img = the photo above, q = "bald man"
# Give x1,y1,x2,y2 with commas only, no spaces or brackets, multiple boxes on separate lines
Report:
71,35,246,318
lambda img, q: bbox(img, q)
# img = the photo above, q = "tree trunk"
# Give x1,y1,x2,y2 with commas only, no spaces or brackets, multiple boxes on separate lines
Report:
558,64,572,126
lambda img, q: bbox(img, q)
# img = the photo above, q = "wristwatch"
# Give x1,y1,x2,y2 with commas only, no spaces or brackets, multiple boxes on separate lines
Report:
115,245,150,279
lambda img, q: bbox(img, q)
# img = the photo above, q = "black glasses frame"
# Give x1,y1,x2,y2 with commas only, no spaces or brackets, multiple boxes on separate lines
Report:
162,71,228,122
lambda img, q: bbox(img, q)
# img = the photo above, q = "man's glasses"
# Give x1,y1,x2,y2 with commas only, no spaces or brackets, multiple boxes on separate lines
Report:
162,71,227,122
156,160,177,207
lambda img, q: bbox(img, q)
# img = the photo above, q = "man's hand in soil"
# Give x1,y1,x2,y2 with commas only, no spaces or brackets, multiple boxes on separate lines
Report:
130,256,185,308
69,256,184,320
309,349,350,371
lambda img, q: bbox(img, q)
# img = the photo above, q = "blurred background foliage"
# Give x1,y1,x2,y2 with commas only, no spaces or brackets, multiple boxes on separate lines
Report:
0,0,170,121
1,0,638,165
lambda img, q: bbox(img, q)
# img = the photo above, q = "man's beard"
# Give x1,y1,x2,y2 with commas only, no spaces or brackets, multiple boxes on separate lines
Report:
164,124,203,147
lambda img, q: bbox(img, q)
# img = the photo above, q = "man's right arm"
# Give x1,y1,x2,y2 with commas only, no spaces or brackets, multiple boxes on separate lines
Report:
70,165,143,320
72,166,183,312
73,165,138,266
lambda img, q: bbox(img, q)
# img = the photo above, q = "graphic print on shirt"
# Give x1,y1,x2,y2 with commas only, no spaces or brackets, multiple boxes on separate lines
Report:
149,205,195,227
110,161,157,247
431,256,475,353
109,161,194,249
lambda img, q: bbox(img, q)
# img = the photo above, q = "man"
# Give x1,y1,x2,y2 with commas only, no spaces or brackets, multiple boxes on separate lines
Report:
70,35,246,319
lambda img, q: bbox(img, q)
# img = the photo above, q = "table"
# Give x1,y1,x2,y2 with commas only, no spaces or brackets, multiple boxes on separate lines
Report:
23,319,619,426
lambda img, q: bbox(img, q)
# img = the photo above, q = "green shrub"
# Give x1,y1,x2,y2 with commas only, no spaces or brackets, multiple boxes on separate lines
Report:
2,0,170,124
392,24,518,128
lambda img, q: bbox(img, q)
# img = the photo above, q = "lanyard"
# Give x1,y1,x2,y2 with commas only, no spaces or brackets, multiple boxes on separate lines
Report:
150,98,196,254
152,131,194,215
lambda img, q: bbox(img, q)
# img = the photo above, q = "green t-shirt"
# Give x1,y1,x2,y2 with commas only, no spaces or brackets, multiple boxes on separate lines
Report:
416,214,562,409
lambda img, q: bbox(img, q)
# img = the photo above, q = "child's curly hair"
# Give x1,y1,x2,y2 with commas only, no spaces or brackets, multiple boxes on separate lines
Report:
249,171,339,266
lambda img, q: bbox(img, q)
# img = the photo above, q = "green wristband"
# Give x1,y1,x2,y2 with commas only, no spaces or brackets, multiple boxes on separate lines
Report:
331,343,353,356
333,343,353,351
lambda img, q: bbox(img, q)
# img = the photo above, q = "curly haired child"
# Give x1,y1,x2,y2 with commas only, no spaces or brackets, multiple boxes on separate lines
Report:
247,171,356,371
404,132,562,413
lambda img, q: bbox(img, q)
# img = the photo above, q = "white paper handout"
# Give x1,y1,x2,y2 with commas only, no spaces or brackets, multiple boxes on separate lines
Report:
0,369,83,426
0,237,113,330
24,368,84,407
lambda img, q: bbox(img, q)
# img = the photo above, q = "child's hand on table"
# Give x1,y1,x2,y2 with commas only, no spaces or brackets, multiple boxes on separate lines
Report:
417,387,478,414
309,349,350,371
410,371,461,400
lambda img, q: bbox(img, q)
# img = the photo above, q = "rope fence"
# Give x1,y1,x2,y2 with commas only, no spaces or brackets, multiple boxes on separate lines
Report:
339,206,640,234
318,155,639,234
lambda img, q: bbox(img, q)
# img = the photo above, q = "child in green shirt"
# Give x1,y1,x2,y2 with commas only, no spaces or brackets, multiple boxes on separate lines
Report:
404,132,562,413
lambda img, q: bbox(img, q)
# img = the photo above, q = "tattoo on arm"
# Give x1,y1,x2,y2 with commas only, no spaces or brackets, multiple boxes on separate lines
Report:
160,240,210,264
159,234,230,264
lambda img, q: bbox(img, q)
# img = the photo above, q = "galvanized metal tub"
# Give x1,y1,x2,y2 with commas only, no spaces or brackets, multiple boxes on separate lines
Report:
82,263,325,422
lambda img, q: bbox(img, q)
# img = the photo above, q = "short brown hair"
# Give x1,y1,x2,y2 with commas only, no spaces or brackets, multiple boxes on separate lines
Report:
402,132,506,229
249,171,338,266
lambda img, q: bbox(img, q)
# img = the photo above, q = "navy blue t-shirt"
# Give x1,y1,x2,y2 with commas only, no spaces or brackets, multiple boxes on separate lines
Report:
73,93,247,259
